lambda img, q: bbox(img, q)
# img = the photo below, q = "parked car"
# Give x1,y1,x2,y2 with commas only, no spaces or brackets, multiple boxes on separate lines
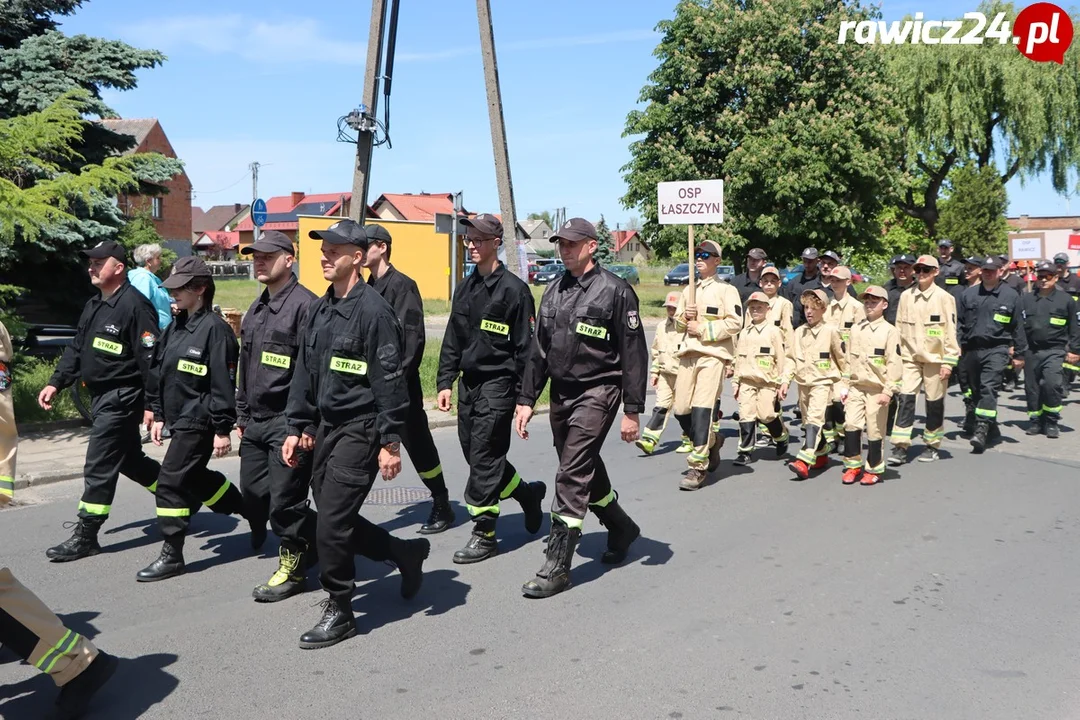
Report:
533,262,565,285
782,265,803,285
527,263,540,283
608,264,640,285
664,263,692,286
533,258,560,268
716,265,735,283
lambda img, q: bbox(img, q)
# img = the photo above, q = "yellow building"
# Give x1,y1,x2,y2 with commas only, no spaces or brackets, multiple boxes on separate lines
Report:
296,215,461,301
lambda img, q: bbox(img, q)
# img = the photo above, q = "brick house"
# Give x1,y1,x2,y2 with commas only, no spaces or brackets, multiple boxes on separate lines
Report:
97,118,193,258
612,229,651,265
192,203,249,241
234,191,353,249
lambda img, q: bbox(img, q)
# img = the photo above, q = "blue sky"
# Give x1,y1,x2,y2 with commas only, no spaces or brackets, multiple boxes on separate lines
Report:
59,0,1079,227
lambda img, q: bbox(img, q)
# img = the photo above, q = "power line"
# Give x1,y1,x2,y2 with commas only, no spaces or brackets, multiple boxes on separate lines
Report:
192,171,251,198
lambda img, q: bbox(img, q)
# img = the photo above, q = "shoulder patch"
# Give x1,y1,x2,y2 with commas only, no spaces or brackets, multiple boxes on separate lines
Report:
140,331,157,348
0,361,10,391
627,310,640,330
376,342,401,373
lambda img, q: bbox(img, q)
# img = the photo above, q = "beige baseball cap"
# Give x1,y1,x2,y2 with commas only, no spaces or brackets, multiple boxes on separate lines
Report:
664,291,680,308
861,285,888,300
830,266,852,281
747,291,770,304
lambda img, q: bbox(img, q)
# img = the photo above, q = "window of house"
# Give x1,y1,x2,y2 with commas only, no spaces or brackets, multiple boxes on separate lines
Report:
151,197,162,219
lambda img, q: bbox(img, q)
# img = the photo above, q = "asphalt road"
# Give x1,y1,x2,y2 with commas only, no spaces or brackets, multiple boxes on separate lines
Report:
3,385,1080,720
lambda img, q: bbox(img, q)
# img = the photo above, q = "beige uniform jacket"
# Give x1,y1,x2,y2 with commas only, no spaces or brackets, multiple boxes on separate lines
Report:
650,316,683,376
793,321,848,387
674,276,743,362
846,317,903,396
825,293,867,345
896,283,961,366
732,321,793,387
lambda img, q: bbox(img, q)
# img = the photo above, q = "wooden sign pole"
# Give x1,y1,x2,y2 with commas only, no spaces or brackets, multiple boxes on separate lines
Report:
688,224,696,306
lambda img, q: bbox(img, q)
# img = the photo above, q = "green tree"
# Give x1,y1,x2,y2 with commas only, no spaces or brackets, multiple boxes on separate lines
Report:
885,1,1080,236
526,210,554,228
594,216,615,265
936,163,1009,258
622,0,901,263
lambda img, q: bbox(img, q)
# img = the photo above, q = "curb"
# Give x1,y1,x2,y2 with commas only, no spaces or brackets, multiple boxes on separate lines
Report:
13,406,552,493
17,418,88,433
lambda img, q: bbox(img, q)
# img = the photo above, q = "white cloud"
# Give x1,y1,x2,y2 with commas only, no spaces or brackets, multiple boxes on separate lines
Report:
122,15,654,66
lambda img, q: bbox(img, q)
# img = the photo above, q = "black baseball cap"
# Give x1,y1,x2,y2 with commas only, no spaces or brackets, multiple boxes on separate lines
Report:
997,253,1009,264
550,217,597,243
80,240,127,263
364,224,392,245
981,255,1004,271
1036,260,1057,274
1054,252,1070,265
964,256,982,266
821,250,841,263
937,238,953,248
460,213,503,237
241,230,294,255
161,256,212,289
891,253,916,266
308,219,368,247
801,247,819,260
747,247,767,260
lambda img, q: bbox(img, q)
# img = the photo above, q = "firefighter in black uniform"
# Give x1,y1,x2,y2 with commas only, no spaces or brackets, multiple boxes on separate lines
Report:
137,257,248,581
283,219,428,650
730,247,768,304
38,242,169,561
998,254,1027,391
1021,260,1080,438
957,256,983,433
362,224,454,534
436,213,546,563
1054,252,1080,392
883,254,916,326
786,247,824,328
515,218,646,599
236,230,320,601
956,256,1027,453
935,239,967,300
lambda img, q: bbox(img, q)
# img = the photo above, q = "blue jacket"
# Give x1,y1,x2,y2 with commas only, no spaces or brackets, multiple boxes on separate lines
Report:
128,266,173,331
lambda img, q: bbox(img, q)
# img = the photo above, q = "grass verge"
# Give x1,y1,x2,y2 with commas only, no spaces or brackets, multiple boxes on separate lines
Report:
12,357,83,423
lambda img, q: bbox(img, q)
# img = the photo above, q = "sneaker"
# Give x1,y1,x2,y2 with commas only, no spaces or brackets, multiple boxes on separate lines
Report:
755,433,771,448
842,468,861,485
675,437,693,454
635,437,656,455
1025,421,1043,436
860,473,880,486
790,460,810,480
733,452,752,466
917,447,940,463
887,446,906,466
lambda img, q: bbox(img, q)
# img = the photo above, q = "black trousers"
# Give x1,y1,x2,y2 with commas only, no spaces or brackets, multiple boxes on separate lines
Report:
78,386,159,522
1024,347,1066,422
311,418,396,600
962,346,1010,424
458,375,521,519
402,372,447,496
549,383,621,524
957,344,973,412
239,415,315,549
155,429,244,540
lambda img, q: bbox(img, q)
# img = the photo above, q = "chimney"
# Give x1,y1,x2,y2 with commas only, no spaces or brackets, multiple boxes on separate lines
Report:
291,191,304,206
234,203,242,213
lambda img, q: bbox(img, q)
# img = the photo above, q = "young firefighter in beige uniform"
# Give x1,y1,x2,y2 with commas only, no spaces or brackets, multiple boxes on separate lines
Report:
637,291,690,455
841,286,903,486
791,289,848,480
889,254,960,465
756,265,794,446
823,266,866,453
731,292,792,465
0,320,14,501
673,239,743,491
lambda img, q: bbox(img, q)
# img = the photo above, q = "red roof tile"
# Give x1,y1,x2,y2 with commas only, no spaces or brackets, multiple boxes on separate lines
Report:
613,229,643,252
374,193,457,222
235,192,351,231
1007,215,1080,231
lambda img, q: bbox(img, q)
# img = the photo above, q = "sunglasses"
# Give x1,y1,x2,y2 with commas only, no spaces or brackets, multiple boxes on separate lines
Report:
913,266,935,274
1037,274,1056,280
694,251,719,260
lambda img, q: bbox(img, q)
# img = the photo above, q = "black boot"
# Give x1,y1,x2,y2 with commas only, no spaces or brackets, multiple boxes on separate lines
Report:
971,420,989,454
765,417,788,457
1045,418,1060,439
706,434,724,473
419,491,454,535
592,497,640,565
299,596,356,650
961,409,976,437
512,480,547,535
249,518,268,552
389,537,430,599
46,519,102,562
453,516,498,564
522,520,580,599
987,422,1002,442
1026,417,1044,436
136,538,185,582
252,542,308,603
53,650,119,720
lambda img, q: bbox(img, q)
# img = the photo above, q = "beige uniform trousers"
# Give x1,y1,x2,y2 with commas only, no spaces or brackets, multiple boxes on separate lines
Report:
736,380,780,424
673,354,727,470
641,371,677,444
0,568,99,686
796,384,833,464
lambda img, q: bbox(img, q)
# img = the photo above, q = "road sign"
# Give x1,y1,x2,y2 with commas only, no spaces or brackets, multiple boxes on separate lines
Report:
657,180,724,225
252,198,268,228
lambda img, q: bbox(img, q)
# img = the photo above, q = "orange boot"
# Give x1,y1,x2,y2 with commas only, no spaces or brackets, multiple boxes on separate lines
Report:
842,468,861,485
790,460,810,480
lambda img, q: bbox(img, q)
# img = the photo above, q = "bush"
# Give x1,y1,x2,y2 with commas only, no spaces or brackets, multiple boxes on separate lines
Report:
12,357,83,424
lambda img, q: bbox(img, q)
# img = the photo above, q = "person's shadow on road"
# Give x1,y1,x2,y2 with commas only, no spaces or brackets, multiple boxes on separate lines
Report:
570,533,674,590
351,568,471,635
381,499,469,535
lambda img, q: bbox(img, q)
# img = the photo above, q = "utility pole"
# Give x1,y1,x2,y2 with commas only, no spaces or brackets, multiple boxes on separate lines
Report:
476,0,522,279
349,0,389,224
250,161,260,244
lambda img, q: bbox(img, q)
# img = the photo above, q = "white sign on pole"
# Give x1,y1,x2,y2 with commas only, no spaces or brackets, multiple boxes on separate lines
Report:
657,180,724,225
1009,234,1044,261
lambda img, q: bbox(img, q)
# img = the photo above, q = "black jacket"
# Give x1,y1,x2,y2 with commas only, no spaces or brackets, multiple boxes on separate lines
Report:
730,272,762,304
49,280,160,395
437,262,535,394
957,281,1028,354
236,275,317,425
1021,286,1080,352
286,280,408,444
519,264,648,414
785,272,856,327
935,257,967,299
883,278,915,326
367,265,425,376
147,308,239,435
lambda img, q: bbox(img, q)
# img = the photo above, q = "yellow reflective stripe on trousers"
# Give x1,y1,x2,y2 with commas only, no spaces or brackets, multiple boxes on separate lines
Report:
205,478,232,507
498,471,522,500
417,464,443,480
35,628,79,673
975,408,997,418
552,513,583,530
145,481,158,493
0,476,13,496
466,504,500,516
1042,405,1063,414
157,507,191,517
77,501,110,516
588,489,616,508
688,451,708,464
